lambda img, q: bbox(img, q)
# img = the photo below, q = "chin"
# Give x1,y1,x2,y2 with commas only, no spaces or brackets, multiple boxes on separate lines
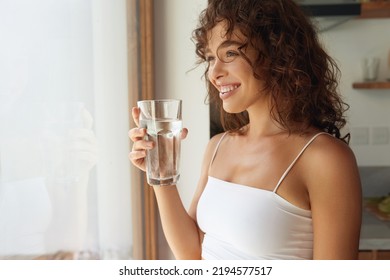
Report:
222,103,245,114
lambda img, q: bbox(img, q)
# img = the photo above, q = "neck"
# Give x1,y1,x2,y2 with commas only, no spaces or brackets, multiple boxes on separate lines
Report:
244,101,286,138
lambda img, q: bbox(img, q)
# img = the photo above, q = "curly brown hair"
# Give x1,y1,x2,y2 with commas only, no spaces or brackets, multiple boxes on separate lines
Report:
193,0,349,141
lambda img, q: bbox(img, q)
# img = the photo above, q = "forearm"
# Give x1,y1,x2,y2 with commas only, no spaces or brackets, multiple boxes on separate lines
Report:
152,185,202,260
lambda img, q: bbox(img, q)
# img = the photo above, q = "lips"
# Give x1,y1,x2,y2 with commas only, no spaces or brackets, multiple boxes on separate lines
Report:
219,84,240,100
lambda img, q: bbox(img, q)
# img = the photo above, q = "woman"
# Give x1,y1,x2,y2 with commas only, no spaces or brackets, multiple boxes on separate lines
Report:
129,0,362,260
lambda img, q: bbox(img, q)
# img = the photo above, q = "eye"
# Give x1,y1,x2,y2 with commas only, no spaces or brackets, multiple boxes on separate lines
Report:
205,55,215,67
205,55,215,63
218,48,240,63
226,50,238,58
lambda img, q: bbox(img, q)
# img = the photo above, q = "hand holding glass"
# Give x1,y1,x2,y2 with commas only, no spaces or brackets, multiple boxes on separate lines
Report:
137,99,182,186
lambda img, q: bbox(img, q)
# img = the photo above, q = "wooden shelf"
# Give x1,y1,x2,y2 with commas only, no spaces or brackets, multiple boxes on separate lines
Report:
360,2,390,19
353,81,390,89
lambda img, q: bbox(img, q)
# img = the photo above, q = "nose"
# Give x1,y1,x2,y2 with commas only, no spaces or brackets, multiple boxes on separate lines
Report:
208,58,227,83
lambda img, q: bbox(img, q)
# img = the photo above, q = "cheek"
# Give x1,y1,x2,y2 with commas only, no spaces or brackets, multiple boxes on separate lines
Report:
208,80,219,93
232,62,254,80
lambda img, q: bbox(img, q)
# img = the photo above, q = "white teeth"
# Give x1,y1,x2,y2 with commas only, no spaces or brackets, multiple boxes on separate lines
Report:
220,85,239,94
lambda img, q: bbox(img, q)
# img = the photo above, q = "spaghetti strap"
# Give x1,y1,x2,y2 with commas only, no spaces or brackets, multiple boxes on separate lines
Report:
209,132,228,169
273,132,329,193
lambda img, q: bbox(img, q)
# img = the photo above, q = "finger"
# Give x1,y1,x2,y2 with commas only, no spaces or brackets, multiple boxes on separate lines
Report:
128,150,146,161
132,107,140,127
128,127,146,142
128,151,147,172
132,139,154,151
181,128,188,140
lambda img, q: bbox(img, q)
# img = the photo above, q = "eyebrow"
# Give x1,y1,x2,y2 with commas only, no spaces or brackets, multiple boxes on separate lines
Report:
205,40,244,55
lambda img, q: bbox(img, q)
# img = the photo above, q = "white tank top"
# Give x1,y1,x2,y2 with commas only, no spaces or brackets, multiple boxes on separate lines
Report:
197,132,327,260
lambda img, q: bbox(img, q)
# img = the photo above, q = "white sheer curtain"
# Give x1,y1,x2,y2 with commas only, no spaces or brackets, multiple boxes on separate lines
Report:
0,0,133,259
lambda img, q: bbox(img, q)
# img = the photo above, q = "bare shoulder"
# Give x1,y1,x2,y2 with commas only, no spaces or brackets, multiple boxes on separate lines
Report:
305,134,359,178
302,132,362,206
204,132,228,158
209,131,228,145
303,133,362,259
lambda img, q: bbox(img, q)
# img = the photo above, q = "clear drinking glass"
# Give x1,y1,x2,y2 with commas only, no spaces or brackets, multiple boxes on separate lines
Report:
362,57,380,81
137,99,182,186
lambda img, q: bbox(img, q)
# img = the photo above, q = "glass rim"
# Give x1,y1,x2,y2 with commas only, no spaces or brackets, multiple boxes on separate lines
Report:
137,99,182,105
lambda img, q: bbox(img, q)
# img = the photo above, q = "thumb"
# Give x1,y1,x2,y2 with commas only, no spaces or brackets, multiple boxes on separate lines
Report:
181,128,188,140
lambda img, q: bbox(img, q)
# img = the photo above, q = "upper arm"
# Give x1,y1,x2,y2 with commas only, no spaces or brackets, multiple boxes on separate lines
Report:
306,138,362,259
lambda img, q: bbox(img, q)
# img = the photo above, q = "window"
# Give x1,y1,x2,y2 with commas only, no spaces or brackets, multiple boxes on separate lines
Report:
0,0,148,260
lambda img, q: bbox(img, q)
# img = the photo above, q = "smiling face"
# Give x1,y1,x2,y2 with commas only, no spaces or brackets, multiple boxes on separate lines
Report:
205,22,268,114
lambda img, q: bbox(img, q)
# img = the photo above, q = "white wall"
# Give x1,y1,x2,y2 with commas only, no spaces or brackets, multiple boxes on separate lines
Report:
320,18,390,166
